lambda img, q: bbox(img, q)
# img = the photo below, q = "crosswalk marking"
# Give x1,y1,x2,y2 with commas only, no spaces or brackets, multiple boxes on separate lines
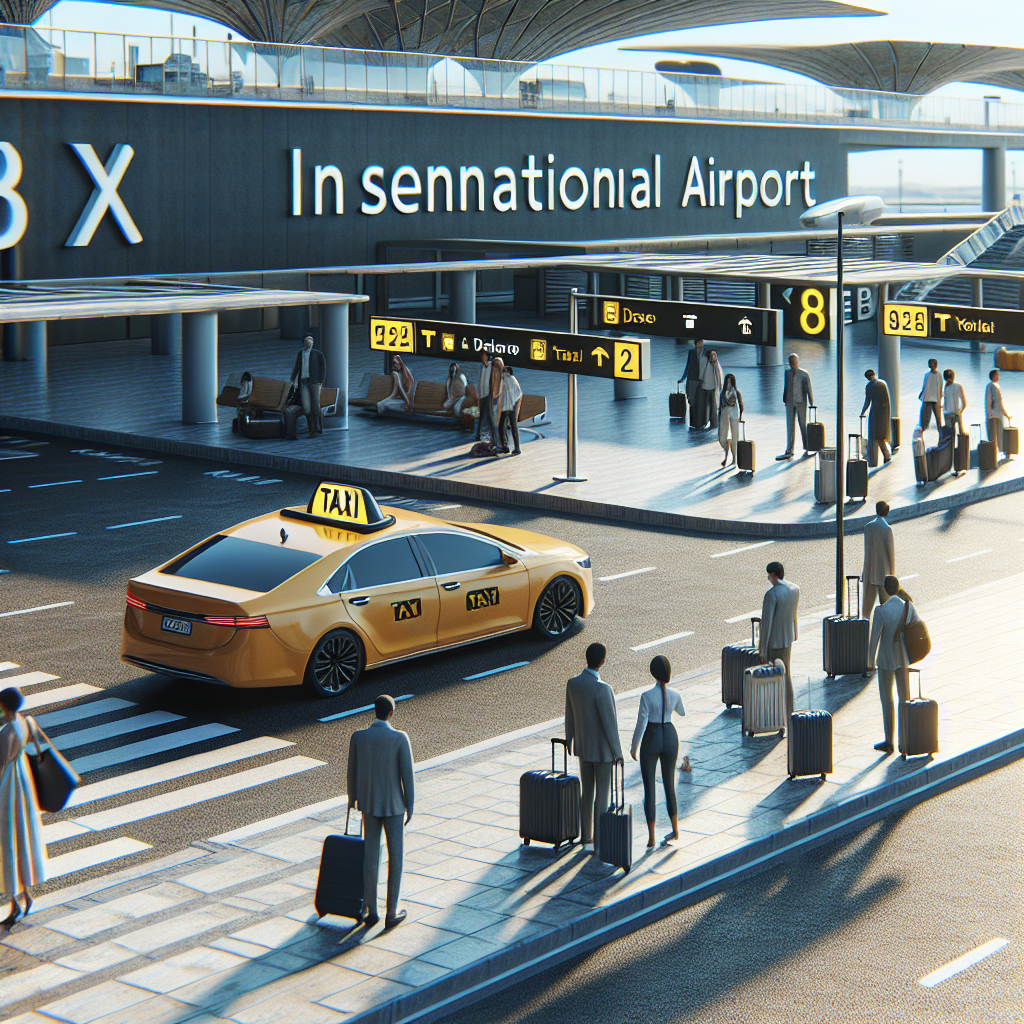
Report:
67,736,294,809
69,723,241,774
0,670,59,690
47,838,152,879
23,684,101,710
34,698,135,728
42,821,91,844
51,711,185,752
71,757,325,832
0,661,20,671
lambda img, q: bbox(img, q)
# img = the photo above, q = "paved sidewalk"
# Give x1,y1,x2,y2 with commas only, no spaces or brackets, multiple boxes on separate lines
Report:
3,316,1024,535
2,575,1022,1024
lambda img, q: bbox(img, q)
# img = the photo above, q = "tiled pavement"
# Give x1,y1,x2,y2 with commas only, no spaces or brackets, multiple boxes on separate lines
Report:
2,315,1024,534
3,573,1023,1023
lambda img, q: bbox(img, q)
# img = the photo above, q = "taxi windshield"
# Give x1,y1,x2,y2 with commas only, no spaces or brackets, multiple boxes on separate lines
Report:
163,535,322,593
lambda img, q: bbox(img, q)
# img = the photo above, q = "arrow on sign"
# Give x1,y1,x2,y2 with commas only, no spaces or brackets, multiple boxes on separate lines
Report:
782,288,794,305
591,346,610,366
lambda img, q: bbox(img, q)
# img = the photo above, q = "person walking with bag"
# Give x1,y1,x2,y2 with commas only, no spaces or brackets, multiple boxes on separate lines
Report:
630,656,685,850
862,500,895,619
986,368,1011,455
701,350,724,430
918,358,943,433
0,688,47,928
777,354,815,460
681,339,704,430
867,576,920,755
718,373,744,467
942,368,966,436
759,561,800,720
860,369,893,466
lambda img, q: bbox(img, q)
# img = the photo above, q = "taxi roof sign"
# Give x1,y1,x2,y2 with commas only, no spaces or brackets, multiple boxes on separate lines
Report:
281,482,395,534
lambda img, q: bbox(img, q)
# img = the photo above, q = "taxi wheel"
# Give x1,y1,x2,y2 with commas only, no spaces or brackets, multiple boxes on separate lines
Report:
533,576,581,639
306,629,365,697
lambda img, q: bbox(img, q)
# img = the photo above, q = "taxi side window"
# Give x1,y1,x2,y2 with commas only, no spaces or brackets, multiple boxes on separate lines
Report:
328,538,425,593
418,533,504,575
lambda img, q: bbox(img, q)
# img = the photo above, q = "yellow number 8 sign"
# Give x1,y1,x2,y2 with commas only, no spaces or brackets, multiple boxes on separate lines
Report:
370,317,415,353
798,287,828,336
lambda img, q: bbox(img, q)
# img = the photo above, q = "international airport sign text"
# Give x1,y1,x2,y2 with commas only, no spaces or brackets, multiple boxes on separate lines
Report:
594,295,778,346
882,302,1024,343
369,316,651,381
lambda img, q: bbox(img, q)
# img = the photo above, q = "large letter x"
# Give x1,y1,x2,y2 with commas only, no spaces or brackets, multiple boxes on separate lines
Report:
65,143,142,247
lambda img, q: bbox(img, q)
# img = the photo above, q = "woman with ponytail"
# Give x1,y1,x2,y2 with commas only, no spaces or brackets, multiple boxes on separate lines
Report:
630,656,685,849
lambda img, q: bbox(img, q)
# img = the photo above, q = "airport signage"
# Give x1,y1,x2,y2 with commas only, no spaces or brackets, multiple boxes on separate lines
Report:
771,284,837,341
594,295,778,346
882,302,1023,342
369,315,650,381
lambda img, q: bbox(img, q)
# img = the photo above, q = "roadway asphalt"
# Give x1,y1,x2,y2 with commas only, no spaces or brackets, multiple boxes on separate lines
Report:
439,757,1024,1024
1,429,1022,898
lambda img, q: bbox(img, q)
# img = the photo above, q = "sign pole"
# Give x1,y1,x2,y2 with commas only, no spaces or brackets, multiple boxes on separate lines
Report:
554,288,587,483
835,211,845,618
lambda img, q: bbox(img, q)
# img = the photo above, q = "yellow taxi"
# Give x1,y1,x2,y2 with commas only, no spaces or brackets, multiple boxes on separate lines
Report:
121,482,594,696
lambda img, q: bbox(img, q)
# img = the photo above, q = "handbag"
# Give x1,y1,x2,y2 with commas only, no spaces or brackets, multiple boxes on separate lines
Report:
25,716,80,813
897,598,931,666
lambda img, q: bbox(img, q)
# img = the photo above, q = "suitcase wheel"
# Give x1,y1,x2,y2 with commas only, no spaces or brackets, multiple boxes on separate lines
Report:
826,674,835,680
522,838,530,846
819,774,826,782
623,866,630,875
778,729,785,739
901,753,907,762
788,773,795,781
726,703,733,710
553,842,560,852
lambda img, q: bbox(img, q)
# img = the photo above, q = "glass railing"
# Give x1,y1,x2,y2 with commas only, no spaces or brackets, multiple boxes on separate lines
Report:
4,23,1024,131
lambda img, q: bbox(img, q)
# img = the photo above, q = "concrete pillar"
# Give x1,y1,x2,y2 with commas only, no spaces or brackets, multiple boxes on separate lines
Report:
151,313,182,356
971,277,984,353
181,311,218,424
23,320,46,368
320,302,349,429
448,270,476,324
756,281,784,366
878,284,900,420
279,304,311,341
982,145,1006,211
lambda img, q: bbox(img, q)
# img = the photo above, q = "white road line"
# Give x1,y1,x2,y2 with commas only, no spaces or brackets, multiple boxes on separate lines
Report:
41,821,91,844
0,671,58,690
27,480,82,489
70,723,241,774
319,694,413,723
0,662,19,672
23,684,100,710
106,515,183,530
6,534,77,545
631,631,695,651
902,573,920,581
251,479,283,486
463,661,530,681
210,795,349,844
432,504,462,511
35,698,135,729
97,471,159,481
65,736,294,808
725,610,761,624
50,711,185,751
46,838,152,879
946,549,993,564
71,756,324,832
0,601,75,618
598,567,656,582
919,939,1009,988
710,540,775,559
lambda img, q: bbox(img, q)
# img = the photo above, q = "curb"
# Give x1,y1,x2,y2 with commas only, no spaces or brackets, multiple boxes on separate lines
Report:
3,415,1024,538
349,726,1024,1024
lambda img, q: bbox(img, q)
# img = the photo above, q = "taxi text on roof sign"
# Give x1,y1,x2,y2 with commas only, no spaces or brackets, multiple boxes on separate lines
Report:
281,481,395,534
882,302,1024,342
370,315,650,382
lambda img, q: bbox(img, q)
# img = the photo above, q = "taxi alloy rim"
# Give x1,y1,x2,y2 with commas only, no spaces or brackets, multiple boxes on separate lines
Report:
313,633,361,693
538,578,578,636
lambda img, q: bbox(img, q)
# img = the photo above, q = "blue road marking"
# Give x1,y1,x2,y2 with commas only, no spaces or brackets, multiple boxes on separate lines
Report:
318,694,414,723
97,471,159,481
7,533,77,544
27,480,82,489
463,661,530,681
106,516,183,530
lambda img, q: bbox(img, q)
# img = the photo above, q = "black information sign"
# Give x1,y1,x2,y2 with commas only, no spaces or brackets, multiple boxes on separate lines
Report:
882,302,1023,343
593,295,778,347
369,315,651,381
770,284,839,341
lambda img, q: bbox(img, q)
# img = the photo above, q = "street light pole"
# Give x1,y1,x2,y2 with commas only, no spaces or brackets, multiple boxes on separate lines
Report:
835,211,845,617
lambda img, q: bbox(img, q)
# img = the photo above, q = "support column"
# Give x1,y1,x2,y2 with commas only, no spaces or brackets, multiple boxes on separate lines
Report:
181,311,218,424
320,302,349,430
23,320,46,371
971,277,984,353
448,270,476,324
756,281,784,365
150,313,182,356
982,144,1006,211
877,285,900,420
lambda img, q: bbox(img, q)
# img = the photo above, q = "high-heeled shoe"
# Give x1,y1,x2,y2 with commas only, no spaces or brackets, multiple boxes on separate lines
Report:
20,894,32,917
2,906,19,929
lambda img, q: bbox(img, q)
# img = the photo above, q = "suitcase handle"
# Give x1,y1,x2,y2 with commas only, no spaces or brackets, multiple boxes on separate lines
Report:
551,737,570,774
845,575,861,620
908,667,922,700
344,806,361,838
740,418,746,442
809,404,818,423
750,615,761,649
610,757,626,810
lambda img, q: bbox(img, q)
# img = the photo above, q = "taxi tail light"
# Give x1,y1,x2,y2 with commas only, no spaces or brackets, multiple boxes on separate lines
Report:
203,614,270,629
126,587,147,610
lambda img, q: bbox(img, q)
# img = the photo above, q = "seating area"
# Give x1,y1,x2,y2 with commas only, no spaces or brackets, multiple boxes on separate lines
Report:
995,347,1024,371
217,373,339,439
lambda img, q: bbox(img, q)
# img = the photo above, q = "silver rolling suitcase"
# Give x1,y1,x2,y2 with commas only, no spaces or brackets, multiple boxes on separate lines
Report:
742,661,787,738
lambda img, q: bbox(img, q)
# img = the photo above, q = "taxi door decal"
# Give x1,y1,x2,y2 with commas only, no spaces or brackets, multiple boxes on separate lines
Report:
392,598,422,621
466,587,499,611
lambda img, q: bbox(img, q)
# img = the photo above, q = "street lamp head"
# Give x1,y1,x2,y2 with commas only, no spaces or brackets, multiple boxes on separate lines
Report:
799,195,886,229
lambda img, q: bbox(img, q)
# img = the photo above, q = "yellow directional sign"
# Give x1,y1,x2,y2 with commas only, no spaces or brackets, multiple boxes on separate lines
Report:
370,318,415,353
883,304,928,338
614,341,642,380
591,346,610,367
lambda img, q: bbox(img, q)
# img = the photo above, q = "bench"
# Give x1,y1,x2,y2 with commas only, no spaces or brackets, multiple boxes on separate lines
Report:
217,373,339,414
995,347,1024,371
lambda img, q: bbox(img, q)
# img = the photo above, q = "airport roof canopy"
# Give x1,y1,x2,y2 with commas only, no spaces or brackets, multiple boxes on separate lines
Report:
626,40,1024,95
0,283,366,324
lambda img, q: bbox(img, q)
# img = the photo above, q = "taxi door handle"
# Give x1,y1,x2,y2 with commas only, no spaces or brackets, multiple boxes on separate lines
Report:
348,596,370,606
442,582,461,591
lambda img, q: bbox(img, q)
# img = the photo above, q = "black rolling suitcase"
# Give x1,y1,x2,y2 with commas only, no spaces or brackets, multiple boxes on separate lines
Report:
314,810,365,920
900,669,938,762
954,428,970,476
805,405,825,452
598,760,633,874
890,417,901,452
722,617,762,708
669,385,687,419
788,710,833,781
520,738,581,850
1005,425,1019,456
737,419,755,474
823,576,869,679
846,431,869,499
925,426,954,480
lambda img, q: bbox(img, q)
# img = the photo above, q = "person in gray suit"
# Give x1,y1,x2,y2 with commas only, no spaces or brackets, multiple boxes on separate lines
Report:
867,576,920,755
758,561,800,719
860,369,892,466
347,695,414,929
290,334,327,437
680,338,705,430
776,354,815,460
862,500,895,619
565,642,622,855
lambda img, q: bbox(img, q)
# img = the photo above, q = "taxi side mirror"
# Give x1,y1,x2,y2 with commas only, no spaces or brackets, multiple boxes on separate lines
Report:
501,552,518,567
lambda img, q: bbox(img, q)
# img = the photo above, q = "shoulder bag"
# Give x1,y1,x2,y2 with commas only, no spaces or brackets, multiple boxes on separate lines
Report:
897,599,931,666
25,715,81,813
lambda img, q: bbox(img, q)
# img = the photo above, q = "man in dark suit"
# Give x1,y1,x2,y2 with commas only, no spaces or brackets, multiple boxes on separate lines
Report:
290,334,327,436
860,369,892,466
777,354,815,460
680,339,706,430
565,642,622,855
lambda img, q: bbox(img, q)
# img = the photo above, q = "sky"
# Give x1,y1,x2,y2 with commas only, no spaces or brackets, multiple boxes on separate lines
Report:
40,0,1024,200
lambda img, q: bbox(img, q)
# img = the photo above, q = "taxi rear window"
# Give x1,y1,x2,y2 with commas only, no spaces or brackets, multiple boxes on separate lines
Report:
162,535,321,593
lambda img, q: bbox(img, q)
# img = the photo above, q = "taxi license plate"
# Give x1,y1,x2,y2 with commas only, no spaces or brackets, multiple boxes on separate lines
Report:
161,616,192,636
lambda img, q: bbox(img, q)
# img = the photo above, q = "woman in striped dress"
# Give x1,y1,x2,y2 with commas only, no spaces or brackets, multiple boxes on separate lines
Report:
0,687,47,928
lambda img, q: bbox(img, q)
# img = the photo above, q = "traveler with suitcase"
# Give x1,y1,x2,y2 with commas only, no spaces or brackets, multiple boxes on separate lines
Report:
681,339,705,429
776,354,815,460
942,368,966,438
717,374,744,467
630,655,685,850
985,368,1011,458
860,369,892,466
700,349,724,430
758,562,800,720
867,576,919,755
862,501,895,620
565,643,623,856
918,358,944,434
346,694,415,928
